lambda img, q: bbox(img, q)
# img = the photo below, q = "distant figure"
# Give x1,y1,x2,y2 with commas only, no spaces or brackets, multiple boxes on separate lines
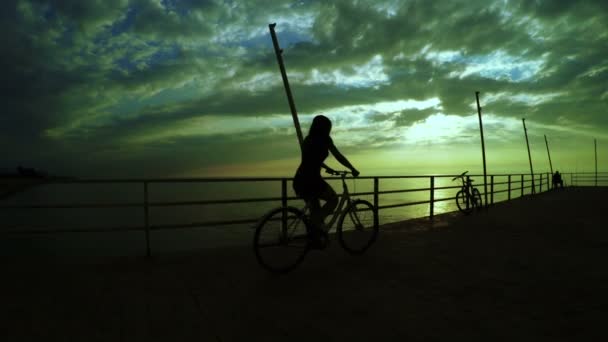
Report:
293,115,359,246
552,171,564,189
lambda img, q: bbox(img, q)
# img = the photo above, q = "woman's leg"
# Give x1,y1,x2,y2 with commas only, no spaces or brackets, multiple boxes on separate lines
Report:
317,182,338,229
308,198,322,229
300,178,336,232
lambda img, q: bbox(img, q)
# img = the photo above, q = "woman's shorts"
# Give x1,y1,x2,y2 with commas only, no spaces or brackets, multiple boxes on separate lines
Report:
293,174,330,200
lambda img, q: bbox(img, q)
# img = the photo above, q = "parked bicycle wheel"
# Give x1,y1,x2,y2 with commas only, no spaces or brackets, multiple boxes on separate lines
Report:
455,190,473,214
337,199,378,255
472,188,483,210
253,206,309,273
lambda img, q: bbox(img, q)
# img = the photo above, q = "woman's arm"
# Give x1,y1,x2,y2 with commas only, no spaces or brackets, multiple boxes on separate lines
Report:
329,143,359,176
321,163,335,173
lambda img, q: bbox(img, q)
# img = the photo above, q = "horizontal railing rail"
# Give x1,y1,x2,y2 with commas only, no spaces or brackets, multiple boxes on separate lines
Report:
2,171,607,256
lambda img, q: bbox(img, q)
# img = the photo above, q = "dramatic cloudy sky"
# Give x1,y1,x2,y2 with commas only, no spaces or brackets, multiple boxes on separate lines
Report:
2,0,607,177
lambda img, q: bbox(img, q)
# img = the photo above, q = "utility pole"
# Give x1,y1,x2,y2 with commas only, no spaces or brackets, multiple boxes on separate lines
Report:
269,23,304,148
544,134,553,175
522,118,535,194
475,91,488,208
595,138,598,186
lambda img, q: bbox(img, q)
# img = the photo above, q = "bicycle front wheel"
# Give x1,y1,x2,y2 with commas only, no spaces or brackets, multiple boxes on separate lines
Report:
337,200,378,255
455,190,472,214
472,188,483,210
253,206,309,274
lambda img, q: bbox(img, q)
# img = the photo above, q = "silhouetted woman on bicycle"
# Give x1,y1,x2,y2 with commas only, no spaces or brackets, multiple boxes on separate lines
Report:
293,115,359,243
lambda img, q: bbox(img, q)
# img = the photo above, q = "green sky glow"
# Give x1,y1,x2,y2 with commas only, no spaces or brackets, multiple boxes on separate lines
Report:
2,0,607,177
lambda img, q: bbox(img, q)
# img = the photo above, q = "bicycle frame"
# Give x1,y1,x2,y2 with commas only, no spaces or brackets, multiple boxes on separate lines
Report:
300,173,354,232
254,171,378,273
460,177,473,199
453,172,483,212
453,172,475,208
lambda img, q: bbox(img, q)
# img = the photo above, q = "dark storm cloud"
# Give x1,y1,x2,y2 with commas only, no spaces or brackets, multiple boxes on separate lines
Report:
365,107,438,127
50,126,300,177
128,0,218,40
394,107,439,127
2,0,607,176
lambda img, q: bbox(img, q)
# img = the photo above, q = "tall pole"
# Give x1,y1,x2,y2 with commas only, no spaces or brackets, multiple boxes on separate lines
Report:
522,118,535,194
595,138,598,186
269,23,304,148
475,91,488,208
544,134,553,175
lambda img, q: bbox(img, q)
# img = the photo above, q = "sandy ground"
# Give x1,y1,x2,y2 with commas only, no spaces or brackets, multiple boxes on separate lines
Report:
1,187,607,341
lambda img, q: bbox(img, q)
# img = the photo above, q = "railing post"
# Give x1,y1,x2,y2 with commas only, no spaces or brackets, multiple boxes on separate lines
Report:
539,173,543,192
543,173,546,191
144,181,151,257
571,173,573,187
373,177,379,209
281,178,287,230
466,175,472,208
521,174,524,197
490,175,494,205
374,177,379,226
429,176,435,220
508,175,511,200
281,178,287,208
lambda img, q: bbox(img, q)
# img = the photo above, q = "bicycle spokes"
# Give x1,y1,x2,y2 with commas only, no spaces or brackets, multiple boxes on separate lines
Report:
456,190,473,214
278,215,302,243
338,200,378,254
349,210,365,231
254,207,309,273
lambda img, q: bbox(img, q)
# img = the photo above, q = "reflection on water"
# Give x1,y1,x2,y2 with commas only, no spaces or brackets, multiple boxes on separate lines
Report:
0,175,534,256
433,199,453,215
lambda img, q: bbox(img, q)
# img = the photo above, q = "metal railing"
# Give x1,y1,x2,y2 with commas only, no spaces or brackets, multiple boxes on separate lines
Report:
1,171,606,256
571,172,608,187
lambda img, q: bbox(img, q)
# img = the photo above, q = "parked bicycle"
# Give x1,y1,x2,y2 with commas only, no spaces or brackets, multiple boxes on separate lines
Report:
253,170,378,274
453,171,483,214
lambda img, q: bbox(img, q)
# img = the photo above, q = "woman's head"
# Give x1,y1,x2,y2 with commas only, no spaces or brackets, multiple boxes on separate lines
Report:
308,115,332,137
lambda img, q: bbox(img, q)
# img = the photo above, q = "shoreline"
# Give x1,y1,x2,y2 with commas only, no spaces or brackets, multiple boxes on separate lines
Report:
0,176,48,200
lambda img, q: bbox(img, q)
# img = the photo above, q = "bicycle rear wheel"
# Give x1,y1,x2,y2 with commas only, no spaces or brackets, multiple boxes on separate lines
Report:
472,188,483,210
337,199,378,255
455,190,473,214
253,206,309,274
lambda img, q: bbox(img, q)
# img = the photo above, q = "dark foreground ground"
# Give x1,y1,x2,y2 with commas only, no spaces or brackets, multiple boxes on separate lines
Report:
1,187,607,341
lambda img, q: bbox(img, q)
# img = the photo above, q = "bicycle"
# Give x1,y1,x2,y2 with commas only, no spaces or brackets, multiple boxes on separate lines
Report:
453,171,483,214
253,170,379,274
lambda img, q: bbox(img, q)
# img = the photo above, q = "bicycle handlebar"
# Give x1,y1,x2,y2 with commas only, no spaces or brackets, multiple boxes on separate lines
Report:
452,170,469,181
325,169,352,176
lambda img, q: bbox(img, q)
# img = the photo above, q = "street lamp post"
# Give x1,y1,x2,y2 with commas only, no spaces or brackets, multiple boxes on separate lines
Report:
475,91,488,207
522,118,535,194
269,23,304,148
